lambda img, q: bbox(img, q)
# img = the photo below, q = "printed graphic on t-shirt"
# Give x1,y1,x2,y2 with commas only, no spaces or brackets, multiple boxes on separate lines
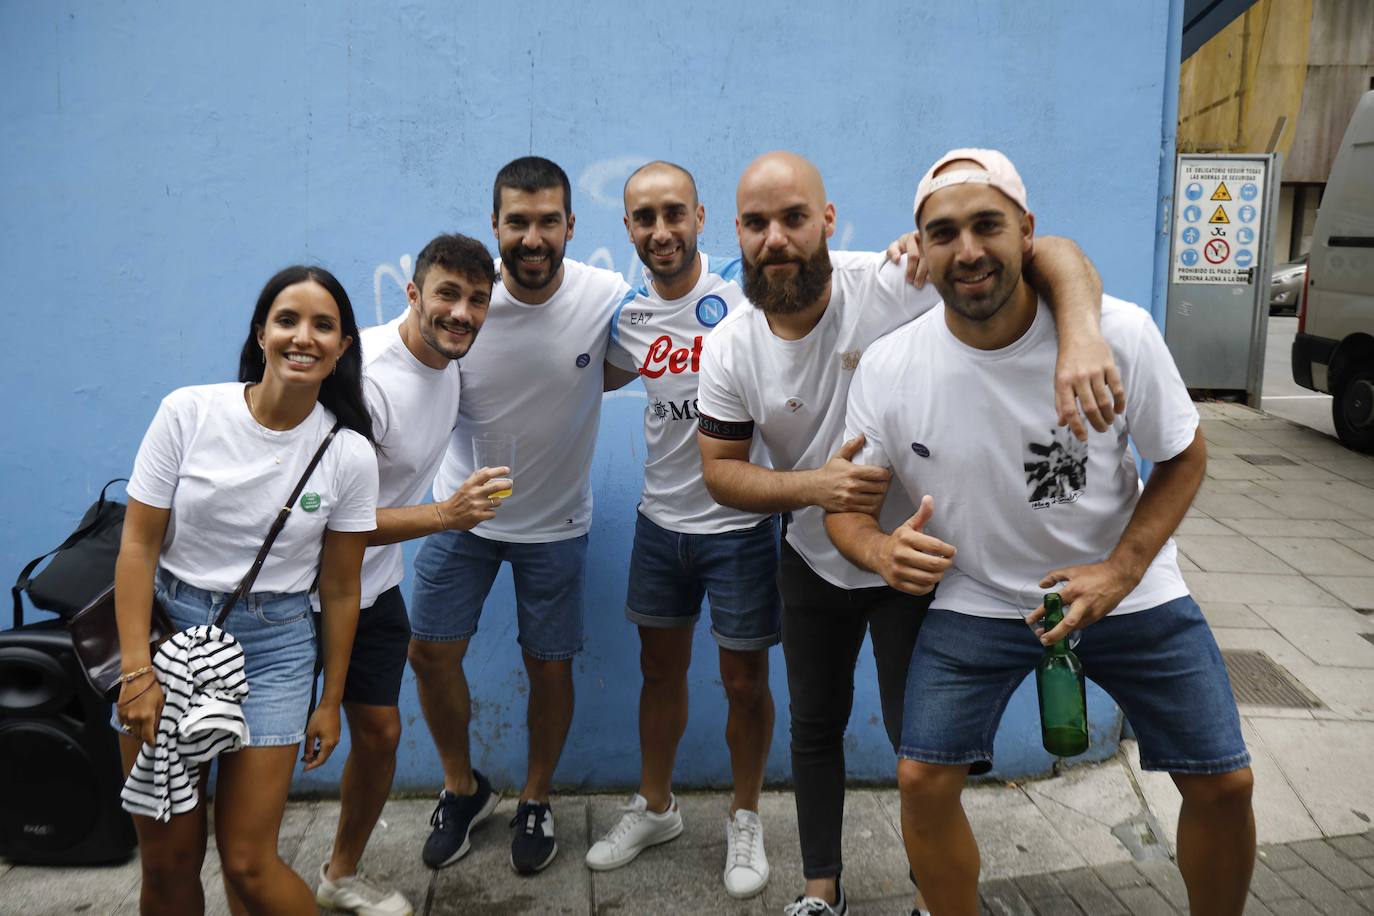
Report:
651,397,699,422
1023,427,1087,509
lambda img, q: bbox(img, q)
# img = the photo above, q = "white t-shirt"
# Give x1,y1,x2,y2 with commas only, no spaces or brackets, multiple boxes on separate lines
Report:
844,296,1197,618
606,253,771,534
431,258,630,543
128,383,379,594
357,316,461,608
696,253,941,588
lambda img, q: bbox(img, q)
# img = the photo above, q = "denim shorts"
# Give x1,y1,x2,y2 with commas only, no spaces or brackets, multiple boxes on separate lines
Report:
900,595,1251,776
408,528,587,661
111,569,318,747
625,511,781,651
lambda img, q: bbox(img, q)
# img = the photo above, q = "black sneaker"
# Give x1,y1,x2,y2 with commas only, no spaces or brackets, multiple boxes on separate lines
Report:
509,800,557,874
421,770,499,869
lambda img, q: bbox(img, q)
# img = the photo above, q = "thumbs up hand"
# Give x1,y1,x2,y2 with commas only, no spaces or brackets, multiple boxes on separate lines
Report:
875,495,955,595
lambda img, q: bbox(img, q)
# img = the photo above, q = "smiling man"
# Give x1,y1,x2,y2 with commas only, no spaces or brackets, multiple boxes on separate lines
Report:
825,149,1254,916
406,157,631,877
314,233,509,916
696,150,1121,916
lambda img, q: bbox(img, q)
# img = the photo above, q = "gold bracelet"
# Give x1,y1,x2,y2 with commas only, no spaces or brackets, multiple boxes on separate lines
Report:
433,503,446,531
119,665,154,685
117,680,156,709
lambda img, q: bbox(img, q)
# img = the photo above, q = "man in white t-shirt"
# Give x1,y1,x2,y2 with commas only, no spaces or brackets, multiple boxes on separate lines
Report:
826,149,1255,916
696,151,1121,916
408,157,631,876
316,233,511,916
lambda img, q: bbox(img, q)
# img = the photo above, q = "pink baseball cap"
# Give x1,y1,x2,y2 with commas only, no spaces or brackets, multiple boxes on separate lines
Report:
912,148,1029,223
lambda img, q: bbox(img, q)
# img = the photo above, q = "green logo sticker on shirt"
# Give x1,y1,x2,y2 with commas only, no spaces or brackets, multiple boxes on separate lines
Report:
300,492,321,512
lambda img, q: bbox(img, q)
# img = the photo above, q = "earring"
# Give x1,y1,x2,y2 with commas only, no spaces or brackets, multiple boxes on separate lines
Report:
332,361,338,375
260,349,266,364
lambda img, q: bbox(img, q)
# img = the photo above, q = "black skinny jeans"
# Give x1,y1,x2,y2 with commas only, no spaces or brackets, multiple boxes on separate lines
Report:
778,541,931,880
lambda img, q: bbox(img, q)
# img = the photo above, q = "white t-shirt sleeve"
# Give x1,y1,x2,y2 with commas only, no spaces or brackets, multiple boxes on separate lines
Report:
127,392,189,509
844,357,893,470
362,375,392,444
606,335,637,372
1120,307,1200,463
326,433,380,532
696,331,752,423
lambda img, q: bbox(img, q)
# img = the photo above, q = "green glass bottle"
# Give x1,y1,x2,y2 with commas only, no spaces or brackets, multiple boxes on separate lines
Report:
1035,593,1089,757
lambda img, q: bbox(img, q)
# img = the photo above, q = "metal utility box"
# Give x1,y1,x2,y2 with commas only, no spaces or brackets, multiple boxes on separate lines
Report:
1164,153,1281,405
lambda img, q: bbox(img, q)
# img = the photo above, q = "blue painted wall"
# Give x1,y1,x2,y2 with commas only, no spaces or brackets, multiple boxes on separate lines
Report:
1,1,1179,790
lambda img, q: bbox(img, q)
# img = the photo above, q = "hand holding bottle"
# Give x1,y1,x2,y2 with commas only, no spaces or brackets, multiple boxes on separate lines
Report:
1027,556,1141,646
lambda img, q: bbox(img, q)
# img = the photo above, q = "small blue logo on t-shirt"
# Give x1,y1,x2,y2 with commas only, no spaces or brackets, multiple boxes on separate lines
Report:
575,353,590,368
696,295,728,328
911,442,931,458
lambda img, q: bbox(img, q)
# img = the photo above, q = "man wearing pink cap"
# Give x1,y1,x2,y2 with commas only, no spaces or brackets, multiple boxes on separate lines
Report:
827,149,1255,916
696,150,1126,916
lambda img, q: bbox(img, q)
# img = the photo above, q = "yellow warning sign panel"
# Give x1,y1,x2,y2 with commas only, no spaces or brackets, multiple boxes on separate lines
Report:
1209,205,1230,224
1211,182,1232,201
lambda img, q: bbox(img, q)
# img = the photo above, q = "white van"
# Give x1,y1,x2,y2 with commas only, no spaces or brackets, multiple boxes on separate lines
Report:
1292,90,1374,452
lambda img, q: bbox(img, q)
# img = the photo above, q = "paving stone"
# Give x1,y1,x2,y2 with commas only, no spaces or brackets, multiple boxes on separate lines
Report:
1265,898,1324,915
1249,860,1300,901
1289,838,1374,889
1338,538,1374,563
1200,601,1271,628
1094,862,1150,891
1184,572,1346,607
1251,537,1374,577
1175,535,1296,574
1178,516,1238,535
1311,576,1374,610
1209,458,1280,481
1328,834,1374,860
1277,865,1358,914
1247,604,1374,669
1222,519,1370,539
1244,894,1278,915
1347,886,1374,911
1249,491,1369,521
1014,872,1065,900
1111,885,1179,915
1192,492,1285,519
1025,896,1084,914
1055,867,1126,914
1136,859,1189,911
1248,719,1374,836
980,878,1037,915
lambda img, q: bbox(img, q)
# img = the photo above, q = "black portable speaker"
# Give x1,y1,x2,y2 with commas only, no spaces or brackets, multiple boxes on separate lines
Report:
0,621,136,864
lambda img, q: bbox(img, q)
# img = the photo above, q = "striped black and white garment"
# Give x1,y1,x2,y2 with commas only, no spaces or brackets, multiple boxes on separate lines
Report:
120,625,250,821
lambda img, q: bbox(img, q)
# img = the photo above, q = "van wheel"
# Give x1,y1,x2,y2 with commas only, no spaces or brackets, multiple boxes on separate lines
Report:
1333,366,1374,453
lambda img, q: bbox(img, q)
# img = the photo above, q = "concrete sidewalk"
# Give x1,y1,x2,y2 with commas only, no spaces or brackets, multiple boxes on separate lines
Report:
4,403,1374,914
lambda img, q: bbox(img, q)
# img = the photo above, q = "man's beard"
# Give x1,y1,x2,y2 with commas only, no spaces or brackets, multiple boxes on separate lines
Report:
935,257,1019,323
500,242,565,292
419,306,480,361
742,239,833,315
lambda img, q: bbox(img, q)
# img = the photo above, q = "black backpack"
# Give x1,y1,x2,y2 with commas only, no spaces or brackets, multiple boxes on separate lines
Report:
11,479,127,628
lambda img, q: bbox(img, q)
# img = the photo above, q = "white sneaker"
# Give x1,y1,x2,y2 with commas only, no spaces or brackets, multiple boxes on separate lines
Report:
585,793,684,871
723,808,769,898
315,862,413,916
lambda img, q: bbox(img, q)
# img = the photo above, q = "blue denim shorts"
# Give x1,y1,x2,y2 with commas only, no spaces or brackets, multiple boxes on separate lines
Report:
625,511,780,651
111,569,318,747
408,529,587,660
900,596,1251,776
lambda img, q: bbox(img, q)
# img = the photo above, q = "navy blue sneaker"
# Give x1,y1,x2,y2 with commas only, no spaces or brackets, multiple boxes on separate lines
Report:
421,771,499,868
509,800,558,874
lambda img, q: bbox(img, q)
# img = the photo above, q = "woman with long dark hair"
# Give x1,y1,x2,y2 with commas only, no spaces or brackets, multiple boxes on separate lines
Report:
113,265,378,915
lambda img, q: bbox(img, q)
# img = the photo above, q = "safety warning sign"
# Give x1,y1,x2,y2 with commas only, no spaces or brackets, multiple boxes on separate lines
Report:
1172,160,1267,285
